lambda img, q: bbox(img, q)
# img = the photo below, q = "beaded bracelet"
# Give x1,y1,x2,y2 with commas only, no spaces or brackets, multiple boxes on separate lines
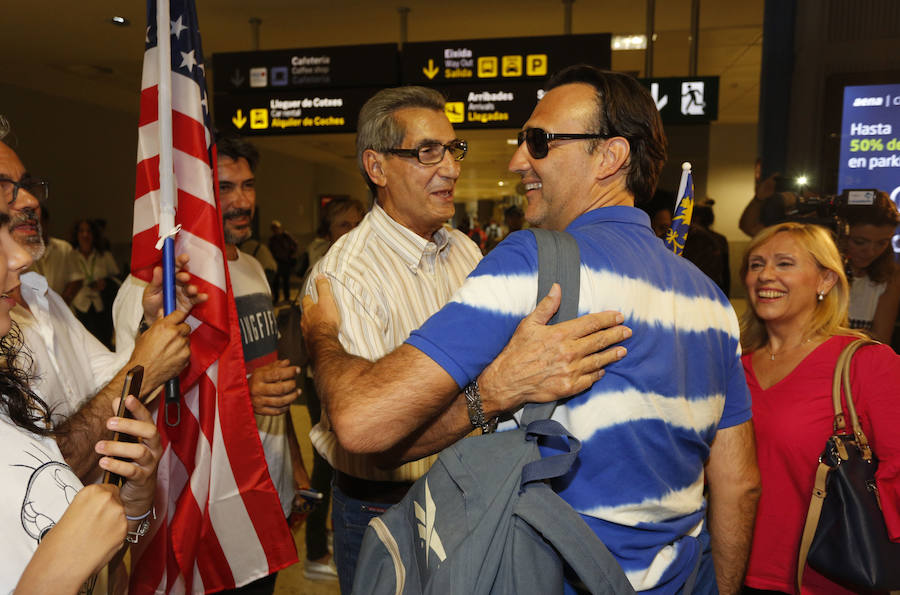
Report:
126,507,154,521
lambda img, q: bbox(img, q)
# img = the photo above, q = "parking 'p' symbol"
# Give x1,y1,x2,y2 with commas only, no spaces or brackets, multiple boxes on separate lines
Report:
526,54,547,76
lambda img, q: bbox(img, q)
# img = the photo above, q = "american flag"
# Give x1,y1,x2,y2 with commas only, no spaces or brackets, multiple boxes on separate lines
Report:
129,1,297,592
664,163,694,256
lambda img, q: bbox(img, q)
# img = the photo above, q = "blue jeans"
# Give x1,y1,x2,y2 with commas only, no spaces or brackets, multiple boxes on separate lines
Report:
331,483,390,594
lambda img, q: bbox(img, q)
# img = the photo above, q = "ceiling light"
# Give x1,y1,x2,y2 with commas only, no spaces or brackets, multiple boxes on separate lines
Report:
506,138,518,145
110,16,130,26
611,34,647,51
498,181,505,187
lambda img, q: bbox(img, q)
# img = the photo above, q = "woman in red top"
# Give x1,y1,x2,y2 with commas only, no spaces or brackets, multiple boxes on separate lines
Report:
739,222,900,594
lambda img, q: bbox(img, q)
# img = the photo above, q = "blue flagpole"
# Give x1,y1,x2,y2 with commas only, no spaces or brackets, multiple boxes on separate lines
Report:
163,237,176,315
157,0,181,425
162,236,180,424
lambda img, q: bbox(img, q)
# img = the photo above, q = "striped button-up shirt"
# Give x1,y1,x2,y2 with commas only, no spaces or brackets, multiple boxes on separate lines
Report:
304,203,483,481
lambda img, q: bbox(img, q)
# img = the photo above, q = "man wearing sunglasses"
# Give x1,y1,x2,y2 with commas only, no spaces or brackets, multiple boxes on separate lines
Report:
305,67,759,594
303,85,629,592
505,70,757,594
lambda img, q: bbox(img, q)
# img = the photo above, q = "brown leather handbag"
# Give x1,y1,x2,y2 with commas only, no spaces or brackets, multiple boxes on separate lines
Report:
796,339,900,592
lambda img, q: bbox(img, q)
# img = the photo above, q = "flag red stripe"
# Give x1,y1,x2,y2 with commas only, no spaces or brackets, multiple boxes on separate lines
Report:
130,227,161,282
172,110,210,163
175,190,224,249
135,155,161,201
180,319,228,400
170,490,205,593
139,85,158,127
196,501,237,590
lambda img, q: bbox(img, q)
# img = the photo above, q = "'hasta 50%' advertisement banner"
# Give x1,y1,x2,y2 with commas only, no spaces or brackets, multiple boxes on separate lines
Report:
838,83,900,207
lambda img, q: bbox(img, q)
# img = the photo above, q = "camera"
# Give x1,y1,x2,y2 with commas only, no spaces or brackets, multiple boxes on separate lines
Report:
760,189,878,233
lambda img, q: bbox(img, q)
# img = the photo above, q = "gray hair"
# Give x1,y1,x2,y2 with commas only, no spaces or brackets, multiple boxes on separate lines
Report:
356,86,446,196
0,115,9,141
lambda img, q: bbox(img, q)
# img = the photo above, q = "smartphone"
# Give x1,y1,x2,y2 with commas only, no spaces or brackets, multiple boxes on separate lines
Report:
293,488,324,515
102,365,144,486
296,488,324,502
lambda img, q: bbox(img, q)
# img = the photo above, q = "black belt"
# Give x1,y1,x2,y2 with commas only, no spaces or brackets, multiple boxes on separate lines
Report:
334,470,413,505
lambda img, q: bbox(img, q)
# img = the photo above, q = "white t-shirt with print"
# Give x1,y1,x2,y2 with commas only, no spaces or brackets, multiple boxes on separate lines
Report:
0,412,83,591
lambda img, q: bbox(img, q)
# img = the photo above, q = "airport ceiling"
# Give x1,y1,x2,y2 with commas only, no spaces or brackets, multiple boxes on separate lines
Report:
2,0,763,201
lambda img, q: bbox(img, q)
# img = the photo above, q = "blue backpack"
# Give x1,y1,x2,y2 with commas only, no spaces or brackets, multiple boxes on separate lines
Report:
351,229,635,595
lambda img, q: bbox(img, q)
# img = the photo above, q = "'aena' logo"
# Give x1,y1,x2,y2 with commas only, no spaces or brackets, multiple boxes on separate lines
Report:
853,96,884,107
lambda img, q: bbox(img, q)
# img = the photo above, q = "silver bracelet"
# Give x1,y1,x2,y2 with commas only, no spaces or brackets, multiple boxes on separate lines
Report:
464,380,498,434
126,507,154,521
126,507,156,544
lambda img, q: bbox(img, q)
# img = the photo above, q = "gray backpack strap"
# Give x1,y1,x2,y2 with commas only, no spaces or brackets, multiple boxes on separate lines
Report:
521,228,581,426
531,228,580,324
517,484,637,594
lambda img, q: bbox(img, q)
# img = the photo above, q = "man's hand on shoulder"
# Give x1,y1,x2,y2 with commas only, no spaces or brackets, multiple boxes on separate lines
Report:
479,283,630,417
249,359,300,416
301,275,341,362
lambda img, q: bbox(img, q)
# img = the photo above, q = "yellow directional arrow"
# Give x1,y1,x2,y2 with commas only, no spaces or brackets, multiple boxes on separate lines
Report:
422,59,439,80
232,109,247,129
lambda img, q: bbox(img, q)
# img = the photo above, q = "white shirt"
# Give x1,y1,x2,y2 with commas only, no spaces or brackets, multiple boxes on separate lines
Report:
230,251,294,516
111,275,146,358
848,275,888,331
31,237,72,296
0,412,83,592
304,203,482,482
12,272,129,422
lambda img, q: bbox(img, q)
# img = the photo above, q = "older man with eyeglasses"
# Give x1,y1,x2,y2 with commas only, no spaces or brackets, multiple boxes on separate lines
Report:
0,120,196,484
303,68,761,594
301,85,630,591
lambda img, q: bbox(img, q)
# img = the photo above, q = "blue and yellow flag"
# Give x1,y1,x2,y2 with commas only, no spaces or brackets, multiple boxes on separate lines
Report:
664,162,694,255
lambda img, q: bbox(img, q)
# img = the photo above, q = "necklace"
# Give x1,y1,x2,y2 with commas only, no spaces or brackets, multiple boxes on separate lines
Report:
766,337,813,361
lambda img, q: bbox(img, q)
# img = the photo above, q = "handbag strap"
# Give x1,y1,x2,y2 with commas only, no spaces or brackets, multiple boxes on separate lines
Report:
831,338,875,460
796,337,875,592
796,462,831,593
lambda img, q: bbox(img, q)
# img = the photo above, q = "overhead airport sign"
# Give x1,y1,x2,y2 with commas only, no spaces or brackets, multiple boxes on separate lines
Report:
212,34,614,135
402,34,611,85
214,87,380,136
213,43,399,91
438,83,542,129
639,76,719,124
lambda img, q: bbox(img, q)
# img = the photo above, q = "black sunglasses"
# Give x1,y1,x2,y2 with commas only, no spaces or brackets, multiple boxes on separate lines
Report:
516,128,610,159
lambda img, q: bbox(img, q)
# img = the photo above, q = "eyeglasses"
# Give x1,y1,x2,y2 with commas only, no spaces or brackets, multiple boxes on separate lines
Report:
516,128,610,159
0,175,49,205
385,139,468,165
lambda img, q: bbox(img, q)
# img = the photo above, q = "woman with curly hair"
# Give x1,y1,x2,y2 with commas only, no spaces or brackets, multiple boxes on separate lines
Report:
0,205,161,592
